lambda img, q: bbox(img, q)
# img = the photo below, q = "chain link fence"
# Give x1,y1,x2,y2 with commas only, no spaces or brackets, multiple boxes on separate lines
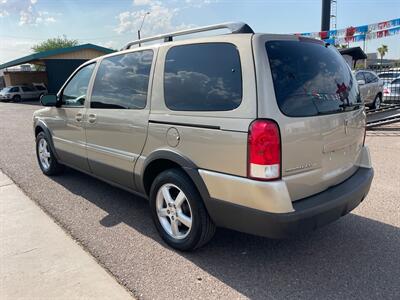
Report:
369,64,400,104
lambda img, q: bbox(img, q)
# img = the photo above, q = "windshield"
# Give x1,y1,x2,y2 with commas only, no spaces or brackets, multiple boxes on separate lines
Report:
266,40,362,117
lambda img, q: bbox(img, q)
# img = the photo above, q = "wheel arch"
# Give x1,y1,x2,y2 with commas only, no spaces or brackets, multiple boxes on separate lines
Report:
34,121,59,160
140,150,211,207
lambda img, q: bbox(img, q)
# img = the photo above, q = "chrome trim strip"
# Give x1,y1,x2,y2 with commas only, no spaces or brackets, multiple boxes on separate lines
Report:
52,136,86,148
86,143,138,162
52,137,138,161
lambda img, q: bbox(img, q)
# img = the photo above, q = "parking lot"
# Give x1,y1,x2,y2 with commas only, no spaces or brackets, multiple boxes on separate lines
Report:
0,101,399,299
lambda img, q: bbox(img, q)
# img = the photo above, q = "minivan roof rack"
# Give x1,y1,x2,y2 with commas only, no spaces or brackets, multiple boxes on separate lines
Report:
122,22,254,50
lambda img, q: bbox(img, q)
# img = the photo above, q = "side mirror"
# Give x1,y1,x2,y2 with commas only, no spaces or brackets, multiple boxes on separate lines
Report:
40,94,58,106
357,79,366,86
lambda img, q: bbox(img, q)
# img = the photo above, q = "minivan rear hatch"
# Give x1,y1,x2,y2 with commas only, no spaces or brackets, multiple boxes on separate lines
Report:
259,36,365,201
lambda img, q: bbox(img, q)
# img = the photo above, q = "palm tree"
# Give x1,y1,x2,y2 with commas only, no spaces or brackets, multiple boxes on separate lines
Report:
377,45,388,65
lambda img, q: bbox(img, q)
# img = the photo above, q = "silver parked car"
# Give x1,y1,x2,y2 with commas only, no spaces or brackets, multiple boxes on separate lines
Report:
0,85,46,102
355,70,384,109
33,22,374,251
383,77,400,102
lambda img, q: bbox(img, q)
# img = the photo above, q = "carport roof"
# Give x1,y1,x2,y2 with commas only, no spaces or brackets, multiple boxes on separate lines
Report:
0,43,114,70
339,46,367,61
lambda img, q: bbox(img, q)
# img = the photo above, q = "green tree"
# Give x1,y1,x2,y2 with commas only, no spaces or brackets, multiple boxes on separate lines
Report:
31,35,79,53
337,44,349,49
377,45,388,65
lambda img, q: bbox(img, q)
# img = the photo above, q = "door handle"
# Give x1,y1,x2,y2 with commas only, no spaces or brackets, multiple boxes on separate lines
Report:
88,114,96,123
75,113,83,122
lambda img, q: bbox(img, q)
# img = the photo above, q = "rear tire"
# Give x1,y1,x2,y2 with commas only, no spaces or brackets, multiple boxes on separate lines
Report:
149,169,216,251
36,132,64,176
372,94,381,109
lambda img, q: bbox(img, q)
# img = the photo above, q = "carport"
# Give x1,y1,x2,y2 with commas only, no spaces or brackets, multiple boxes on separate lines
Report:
339,47,367,69
0,44,114,93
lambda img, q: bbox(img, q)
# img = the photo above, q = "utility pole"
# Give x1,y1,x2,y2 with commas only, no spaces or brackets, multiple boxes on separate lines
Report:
138,12,150,47
321,0,331,31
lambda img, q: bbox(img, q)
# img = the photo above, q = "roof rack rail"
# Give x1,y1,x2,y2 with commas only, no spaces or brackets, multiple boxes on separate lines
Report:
122,22,254,50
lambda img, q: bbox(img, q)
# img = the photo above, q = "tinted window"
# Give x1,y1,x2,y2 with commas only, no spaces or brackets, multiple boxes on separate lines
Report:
364,72,376,83
266,41,361,117
164,43,242,111
35,86,46,91
62,63,95,107
355,72,365,81
9,87,20,93
91,51,153,109
22,86,34,92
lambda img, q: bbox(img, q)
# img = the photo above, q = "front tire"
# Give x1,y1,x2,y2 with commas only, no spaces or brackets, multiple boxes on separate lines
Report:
149,169,216,251
12,95,21,102
36,132,64,175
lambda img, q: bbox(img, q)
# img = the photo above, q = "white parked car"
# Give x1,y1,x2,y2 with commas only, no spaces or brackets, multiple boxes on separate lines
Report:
33,83,48,95
0,85,46,102
377,70,400,84
383,77,400,102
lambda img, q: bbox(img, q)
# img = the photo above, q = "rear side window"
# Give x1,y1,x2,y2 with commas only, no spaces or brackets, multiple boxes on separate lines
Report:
22,86,34,92
91,50,153,109
164,43,242,111
365,72,377,83
355,72,365,81
266,40,361,117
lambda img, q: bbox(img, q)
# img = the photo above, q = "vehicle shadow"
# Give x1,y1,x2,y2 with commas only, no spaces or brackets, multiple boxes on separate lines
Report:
0,100,41,106
50,167,400,299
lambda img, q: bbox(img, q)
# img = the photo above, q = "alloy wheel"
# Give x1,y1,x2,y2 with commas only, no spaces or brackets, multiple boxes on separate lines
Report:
156,183,193,239
38,138,51,170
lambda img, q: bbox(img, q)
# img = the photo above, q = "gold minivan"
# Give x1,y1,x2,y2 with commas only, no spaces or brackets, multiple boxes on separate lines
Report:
33,22,374,251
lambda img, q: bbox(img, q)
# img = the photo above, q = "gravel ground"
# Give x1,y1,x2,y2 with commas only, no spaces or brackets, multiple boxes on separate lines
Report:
1,101,399,299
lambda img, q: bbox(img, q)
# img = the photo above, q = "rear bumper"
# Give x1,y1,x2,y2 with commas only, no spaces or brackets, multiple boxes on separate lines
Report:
204,167,374,238
382,95,400,102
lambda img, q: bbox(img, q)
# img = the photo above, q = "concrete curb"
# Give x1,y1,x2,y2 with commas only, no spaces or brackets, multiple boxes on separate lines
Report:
0,171,134,300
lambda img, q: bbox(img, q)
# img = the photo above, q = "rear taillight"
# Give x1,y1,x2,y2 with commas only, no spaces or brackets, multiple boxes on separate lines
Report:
248,120,281,180
383,87,390,95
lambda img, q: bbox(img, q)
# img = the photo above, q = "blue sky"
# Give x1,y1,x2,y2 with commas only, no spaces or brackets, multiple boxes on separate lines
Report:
0,0,399,63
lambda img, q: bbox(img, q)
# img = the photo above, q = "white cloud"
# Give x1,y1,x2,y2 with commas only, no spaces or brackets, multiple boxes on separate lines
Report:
133,0,159,6
116,5,188,36
19,10,56,26
115,1,211,37
0,37,36,62
0,0,57,26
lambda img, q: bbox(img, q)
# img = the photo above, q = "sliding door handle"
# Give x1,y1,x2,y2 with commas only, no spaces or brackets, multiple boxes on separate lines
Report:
88,114,97,123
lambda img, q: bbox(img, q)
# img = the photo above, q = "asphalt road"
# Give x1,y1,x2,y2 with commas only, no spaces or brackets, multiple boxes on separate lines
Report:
1,101,399,299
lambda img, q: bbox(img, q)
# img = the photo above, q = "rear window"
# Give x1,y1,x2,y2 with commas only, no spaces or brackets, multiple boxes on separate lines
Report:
378,72,400,79
164,43,242,111
266,40,361,117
